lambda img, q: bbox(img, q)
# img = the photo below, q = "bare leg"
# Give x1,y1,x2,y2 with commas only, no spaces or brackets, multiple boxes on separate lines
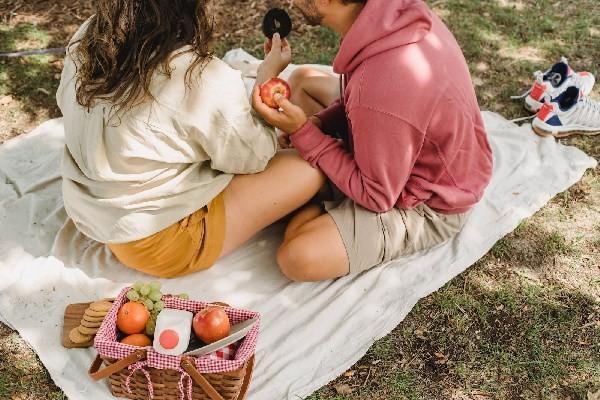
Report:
287,66,340,116
218,68,338,259
273,67,351,281
219,150,326,258
277,206,349,282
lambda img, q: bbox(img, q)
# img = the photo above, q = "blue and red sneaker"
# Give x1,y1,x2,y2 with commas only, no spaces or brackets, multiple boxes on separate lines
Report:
513,57,595,113
532,85,600,138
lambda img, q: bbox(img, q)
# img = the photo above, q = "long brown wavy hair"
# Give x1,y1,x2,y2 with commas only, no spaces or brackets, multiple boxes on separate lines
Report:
70,0,214,113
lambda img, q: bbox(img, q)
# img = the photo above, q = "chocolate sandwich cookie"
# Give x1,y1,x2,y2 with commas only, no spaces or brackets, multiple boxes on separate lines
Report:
262,8,292,39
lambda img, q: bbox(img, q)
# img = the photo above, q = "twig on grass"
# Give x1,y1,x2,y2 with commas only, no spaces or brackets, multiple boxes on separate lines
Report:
0,48,66,58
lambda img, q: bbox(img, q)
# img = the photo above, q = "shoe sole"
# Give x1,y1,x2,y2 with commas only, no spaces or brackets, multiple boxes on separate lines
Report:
532,124,600,138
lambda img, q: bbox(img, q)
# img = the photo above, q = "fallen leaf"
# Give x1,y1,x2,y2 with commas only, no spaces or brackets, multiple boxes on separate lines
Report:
415,328,427,340
588,390,600,400
334,384,353,395
343,370,356,377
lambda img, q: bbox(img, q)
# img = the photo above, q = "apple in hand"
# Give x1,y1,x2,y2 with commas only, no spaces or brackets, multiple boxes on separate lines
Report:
192,307,231,344
260,78,291,109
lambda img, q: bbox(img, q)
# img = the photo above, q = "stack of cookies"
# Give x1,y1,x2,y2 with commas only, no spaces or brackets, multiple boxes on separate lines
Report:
68,300,113,345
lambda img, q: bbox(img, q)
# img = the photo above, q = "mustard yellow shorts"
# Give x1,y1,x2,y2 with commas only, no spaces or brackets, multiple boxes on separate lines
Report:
108,193,226,278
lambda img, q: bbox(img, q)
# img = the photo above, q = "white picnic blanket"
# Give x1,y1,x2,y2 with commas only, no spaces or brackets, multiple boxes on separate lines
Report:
0,50,596,400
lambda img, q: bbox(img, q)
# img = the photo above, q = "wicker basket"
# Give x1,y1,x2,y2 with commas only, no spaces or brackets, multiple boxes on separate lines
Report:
88,289,259,400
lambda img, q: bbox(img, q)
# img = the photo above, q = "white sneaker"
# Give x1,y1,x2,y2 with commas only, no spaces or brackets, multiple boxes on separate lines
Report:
532,86,600,138
512,57,595,113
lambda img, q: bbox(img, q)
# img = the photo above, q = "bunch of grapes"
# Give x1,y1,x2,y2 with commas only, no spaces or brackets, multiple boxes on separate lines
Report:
127,281,164,335
126,281,189,335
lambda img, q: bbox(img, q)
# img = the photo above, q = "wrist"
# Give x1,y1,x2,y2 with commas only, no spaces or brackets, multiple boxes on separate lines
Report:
256,65,278,85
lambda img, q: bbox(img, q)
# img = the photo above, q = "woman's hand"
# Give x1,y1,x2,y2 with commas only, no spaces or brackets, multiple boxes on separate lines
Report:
256,33,291,85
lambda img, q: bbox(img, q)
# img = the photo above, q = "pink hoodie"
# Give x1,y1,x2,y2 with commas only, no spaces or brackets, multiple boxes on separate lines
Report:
290,0,493,214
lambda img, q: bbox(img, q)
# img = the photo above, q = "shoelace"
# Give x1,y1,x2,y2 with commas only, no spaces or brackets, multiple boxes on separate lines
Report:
510,71,544,100
509,115,536,123
575,97,600,127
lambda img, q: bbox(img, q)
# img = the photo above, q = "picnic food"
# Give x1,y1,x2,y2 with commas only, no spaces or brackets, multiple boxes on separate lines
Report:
69,327,92,344
117,301,149,334
125,281,169,334
262,8,292,39
65,300,114,346
193,306,231,344
153,309,194,355
260,78,291,109
121,333,152,347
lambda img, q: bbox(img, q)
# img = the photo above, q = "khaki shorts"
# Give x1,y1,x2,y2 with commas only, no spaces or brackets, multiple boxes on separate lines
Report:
324,198,470,275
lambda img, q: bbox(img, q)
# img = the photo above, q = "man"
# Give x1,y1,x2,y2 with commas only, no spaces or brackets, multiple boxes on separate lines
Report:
253,0,493,281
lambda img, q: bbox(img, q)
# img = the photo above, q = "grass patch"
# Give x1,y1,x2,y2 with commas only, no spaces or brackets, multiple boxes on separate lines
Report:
312,276,600,399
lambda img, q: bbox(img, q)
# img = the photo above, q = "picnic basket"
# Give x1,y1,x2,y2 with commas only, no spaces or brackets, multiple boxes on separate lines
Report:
88,288,260,400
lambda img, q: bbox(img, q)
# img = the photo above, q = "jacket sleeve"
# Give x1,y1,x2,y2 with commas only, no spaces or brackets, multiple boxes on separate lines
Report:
184,73,278,175
290,106,425,213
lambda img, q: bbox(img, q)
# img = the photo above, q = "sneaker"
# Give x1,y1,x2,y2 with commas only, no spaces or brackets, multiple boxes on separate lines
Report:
532,86,600,138
512,57,595,113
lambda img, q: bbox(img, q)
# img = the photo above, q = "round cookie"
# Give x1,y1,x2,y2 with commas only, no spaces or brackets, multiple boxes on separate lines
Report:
78,325,99,336
83,314,106,323
81,318,102,328
262,8,292,39
89,301,113,313
69,327,92,344
85,308,108,318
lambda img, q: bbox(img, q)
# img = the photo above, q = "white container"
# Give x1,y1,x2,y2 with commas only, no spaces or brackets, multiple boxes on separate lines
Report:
153,308,193,356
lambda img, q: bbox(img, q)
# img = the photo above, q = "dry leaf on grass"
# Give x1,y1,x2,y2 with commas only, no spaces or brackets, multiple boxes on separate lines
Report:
334,384,354,395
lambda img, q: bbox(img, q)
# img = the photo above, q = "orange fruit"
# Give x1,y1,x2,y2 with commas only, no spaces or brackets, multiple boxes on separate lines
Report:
121,333,152,347
117,302,149,335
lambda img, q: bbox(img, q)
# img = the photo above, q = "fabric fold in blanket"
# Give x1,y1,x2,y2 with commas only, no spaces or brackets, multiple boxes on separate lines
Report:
0,50,597,400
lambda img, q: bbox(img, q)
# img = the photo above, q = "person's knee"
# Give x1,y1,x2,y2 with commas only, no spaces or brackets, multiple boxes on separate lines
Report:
288,66,317,91
276,239,320,282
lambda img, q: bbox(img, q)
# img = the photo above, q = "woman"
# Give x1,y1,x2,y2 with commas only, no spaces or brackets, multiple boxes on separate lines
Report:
57,0,325,278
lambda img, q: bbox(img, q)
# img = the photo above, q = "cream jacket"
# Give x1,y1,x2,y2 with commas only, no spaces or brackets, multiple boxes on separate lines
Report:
57,21,276,243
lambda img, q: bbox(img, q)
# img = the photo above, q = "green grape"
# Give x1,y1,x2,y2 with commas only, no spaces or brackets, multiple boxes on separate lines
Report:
149,281,161,291
126,289,140,302
178,293,189,300
154,300,165,312
143,299,154,311
133,281,144,291
148,291,162,302
145,319,156,335
140,285,150,296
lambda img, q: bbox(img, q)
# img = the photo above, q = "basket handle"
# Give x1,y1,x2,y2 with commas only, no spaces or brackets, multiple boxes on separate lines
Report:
181,357,225,400
89,349,147,381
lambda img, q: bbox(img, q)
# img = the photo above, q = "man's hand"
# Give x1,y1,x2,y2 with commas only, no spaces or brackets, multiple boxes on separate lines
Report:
256,33,291,85
252,86,308,135
278,116,321,149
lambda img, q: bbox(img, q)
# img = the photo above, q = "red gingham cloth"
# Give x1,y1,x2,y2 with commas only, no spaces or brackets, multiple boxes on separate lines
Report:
95,288,260,374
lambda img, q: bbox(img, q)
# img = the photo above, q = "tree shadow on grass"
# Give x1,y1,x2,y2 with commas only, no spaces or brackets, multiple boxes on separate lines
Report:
0,23,63,139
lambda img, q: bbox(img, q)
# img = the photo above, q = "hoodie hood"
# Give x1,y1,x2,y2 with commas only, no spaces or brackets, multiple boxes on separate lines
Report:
334,0,433,74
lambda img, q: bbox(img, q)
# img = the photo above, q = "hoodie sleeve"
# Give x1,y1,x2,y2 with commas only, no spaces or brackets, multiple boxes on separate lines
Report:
290,106,425,213
315,98,347,137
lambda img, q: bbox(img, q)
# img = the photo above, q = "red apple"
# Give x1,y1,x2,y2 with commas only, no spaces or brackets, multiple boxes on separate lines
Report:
260,78,291,109
192,307,231,344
